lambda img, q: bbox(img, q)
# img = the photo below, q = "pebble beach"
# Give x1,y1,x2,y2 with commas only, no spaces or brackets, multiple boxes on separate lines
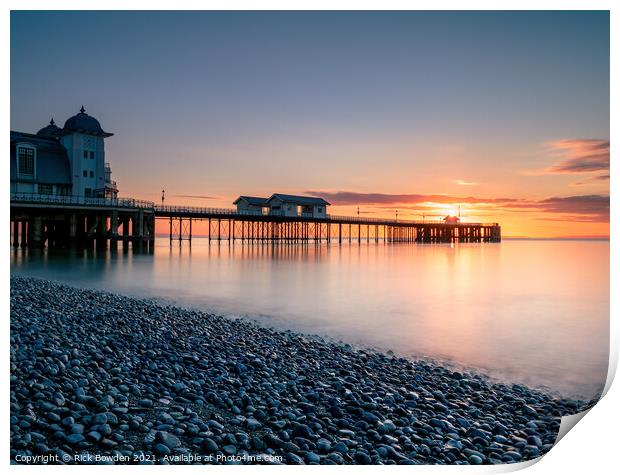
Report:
10,276,593,465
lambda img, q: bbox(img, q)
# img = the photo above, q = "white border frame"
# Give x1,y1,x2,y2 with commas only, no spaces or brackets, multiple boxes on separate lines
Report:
3,2,616,473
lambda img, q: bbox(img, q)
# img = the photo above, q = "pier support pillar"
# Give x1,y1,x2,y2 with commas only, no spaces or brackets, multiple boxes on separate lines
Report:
121,217,129,250
128,213,136,248
148,215,156,250
85,215,96,248
96,214,107,249
12,221,19,248
69,213,78,247
30,216,43,248
110,210,119,245
22,220,28,248
137,209,145,250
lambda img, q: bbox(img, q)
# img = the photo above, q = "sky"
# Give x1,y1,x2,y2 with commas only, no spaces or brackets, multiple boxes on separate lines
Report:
10,11,610,237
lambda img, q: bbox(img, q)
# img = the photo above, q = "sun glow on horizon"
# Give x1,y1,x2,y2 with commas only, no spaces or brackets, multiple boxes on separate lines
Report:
142,188,609,239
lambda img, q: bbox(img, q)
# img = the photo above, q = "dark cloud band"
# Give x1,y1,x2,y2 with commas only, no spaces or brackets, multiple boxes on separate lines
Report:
548,139,610,173
305,191,609,222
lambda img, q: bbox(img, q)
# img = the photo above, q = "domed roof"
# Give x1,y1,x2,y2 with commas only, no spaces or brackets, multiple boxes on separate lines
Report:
36,118,63,139
62,106,113,137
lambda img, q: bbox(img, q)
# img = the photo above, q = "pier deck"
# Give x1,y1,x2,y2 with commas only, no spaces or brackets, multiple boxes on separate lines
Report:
10,193,155,250
10,194,501,249
156,205,501,244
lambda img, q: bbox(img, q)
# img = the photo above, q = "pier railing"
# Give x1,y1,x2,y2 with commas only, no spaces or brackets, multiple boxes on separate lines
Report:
153,204,497,226
326,214,441,225
155,205,261,216
10,196,498,226
327,215,495,226
10,192,154,210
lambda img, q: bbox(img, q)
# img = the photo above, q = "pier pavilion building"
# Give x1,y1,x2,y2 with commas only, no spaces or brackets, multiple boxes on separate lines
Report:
10,106,118,199
233,196,270,214
233,194,330,218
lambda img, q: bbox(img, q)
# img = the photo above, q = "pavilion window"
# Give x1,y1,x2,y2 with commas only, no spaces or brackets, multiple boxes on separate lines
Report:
56,186,70,196
38,184,53,195
17,147,35,176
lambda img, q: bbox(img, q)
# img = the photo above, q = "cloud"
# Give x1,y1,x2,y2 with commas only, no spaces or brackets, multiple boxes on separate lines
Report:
305,191,512,206
547,139,610,174
573,174,610,185
171,194,218,200
456,180,477,186
306,190,609,222
536,215,609,223
509,194,609,221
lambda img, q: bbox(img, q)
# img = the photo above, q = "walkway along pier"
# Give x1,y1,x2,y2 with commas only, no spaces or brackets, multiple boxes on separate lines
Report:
10,194,500,249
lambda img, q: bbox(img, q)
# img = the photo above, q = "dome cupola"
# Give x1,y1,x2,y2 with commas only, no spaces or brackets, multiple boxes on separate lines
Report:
62,106,113,137
36,118,63,139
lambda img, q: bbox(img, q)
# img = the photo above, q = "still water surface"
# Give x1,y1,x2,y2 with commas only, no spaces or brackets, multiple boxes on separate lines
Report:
10,238,609,400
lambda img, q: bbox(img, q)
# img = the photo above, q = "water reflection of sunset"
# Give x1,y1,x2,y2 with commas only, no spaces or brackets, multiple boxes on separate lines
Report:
10,238,609,399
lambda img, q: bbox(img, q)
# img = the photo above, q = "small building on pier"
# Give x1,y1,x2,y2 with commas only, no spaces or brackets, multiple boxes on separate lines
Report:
233,193,330,218
10,106,118,199
268,194,329,218
233,196,269,215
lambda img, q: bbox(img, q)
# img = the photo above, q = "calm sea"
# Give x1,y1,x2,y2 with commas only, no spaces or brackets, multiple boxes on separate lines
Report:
10,238,609,400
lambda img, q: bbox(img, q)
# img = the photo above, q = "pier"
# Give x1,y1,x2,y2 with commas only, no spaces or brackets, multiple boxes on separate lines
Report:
157,205,500,244
10,193,500,249
10,193,155,250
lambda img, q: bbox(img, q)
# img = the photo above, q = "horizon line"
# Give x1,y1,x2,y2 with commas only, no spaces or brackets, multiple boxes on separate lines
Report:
154,233,609,241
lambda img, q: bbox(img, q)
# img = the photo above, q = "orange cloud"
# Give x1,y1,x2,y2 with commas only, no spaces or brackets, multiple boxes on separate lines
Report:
574,174,610,186
547,139,610,173
506,195,609,222
305,191,513,206
171,194,219,200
